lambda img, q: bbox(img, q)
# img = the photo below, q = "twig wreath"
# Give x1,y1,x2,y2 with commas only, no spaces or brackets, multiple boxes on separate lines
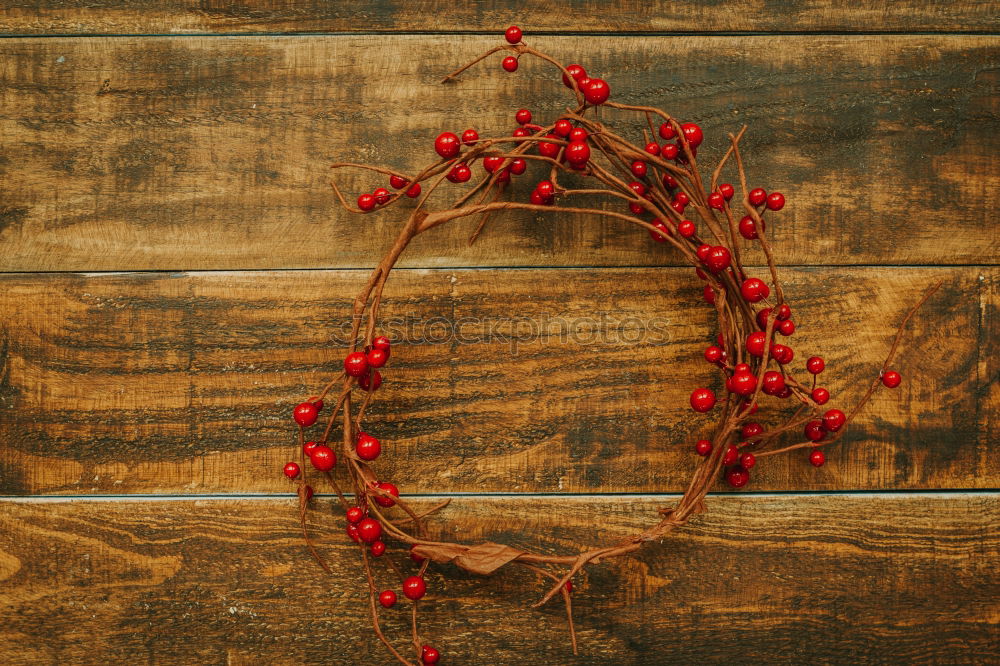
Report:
279,26,939,664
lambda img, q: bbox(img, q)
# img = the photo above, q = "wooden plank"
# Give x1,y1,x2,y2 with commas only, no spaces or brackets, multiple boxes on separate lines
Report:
0,494,996,664
1,1,997,35
0,35,997,271
0,266,992,495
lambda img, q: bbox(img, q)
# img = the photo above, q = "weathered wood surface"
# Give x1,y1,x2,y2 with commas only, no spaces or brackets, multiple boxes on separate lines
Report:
1,1,997,35
1,35,998,271
0,266,992,495
0,495,996,664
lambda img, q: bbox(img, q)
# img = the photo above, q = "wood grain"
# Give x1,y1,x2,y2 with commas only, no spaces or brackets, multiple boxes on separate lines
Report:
0,494,996,664
1,1,997,35
0,266,992,495
1,35,997,271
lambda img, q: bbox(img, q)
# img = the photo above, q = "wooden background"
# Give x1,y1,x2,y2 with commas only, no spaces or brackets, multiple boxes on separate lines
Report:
1,3,998,664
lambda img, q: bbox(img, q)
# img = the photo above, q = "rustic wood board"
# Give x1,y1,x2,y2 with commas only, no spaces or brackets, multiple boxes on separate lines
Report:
0,494,996,664
1,35,998,271
2,1,997,35
0,266,992,495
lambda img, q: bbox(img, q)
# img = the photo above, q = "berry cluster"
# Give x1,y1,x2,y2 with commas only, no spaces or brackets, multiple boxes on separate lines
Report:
286,26,934,664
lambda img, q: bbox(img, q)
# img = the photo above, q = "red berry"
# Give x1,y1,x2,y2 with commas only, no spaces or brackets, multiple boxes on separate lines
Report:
807,356,825,374
504,25,523,44
649,219,670,243
734,362,750,374
727,371,757,396
740,452,756,470
746,331,767,357
434,132,460,159
766,192,785,211
741,422,764,441
406,182,421,198
812,387,830,405
447,164,472,183
568,127,588,143
741,278,770,303
422,646,441,664
483,156,504,173
761,370,786,395
584,78,610,105
357,193,376,211
356,432,381,461
389,175,408,190
561,64,587,88
346,524,360,542
726,465,750,488
366,348,389,369
370,540,386,557
565,141,591,165
809,449,826,467
538,135,561,159
631,160,648,178
374,481,399,507
704,345,724,364
344,352,369,377
696,244,712,262
535,180,555,199
723,445,739,465
805,420,826,442
690,388,716,412
303,440,320,456
293,402,319,427
510,158,527,175
882,370,902,388
564,580,574,593
372,335,391,352
644,141,660,156
719,183,735,200
357,517,382,543
695,439,712,456
346,506,364,524
823,409,846,432
661,143,679,160
739,215,764,240
741,400,759,415
678,220,696,238
703,284,716,304
373,187,391,205
756,307,773,329
283,462,300,479
403,576,426,600
748,188,767,206
680,122,703,148
378,590,397,608
461,128,479,145
358,369,382,392
708,192,725,210
775,303,792,320
658,122,676,140
310,445,336,471
554,119,573,137
673,192,690,206
777,319,795,336
515,108,532,125
701,246,730,273
502,56,518,72
301,485,314,500
771,343,793,365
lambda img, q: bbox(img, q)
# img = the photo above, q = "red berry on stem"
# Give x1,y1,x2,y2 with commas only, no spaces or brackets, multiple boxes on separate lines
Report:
708,192,725,210
674,192,690,206
344,352,369,377
303,440,320,456
293,402,319,427
379,590,397,608
882,370,902,388
690,388,717,412
726,465,750,488
373,187,390,205
357,193,376,211
661,143,679,160
461,128,479,145
389,175,408,190
346,524,360,542
310,445,336,471
649,219,670,243
515,108,532,125
422,646,441,665
695,439,713,456
357,517,382,543
539,135,561,159
569,127,588,143
366,347,388,368
406,182,421,198
810,449,826,467
565,141,591,166
535,180,555,198
680,122,703,148
775,304,792,320
823,409,846,432
719,183,735,200
805,420,826,442
434,132,460,159
370,540,386,557
374,481,399,507
346,507,364,524
658,122,676,140
807,356,825,374
510,158,527,175
696,244,712,262
502,56,518,72
812,387,830,405
283,462,300,479
678,220,696,238
403,576,427,600
762,370,786,395
554,119,573,137
739,215,764,240
727,371,757,396
584,78,611,105
777,319,795,336
748,188,767,206
631,160,648,178
766,192,785,211
740,452,756,470
746,331,767,357
704,345,724,364
704,246,732,273
741,278,770,303
505,25,523,44
644,141,660,156
483,156,504,173
703,284,716,304
562,64,587,88
723,445,739,465
356,432,382,461
742,422,764,441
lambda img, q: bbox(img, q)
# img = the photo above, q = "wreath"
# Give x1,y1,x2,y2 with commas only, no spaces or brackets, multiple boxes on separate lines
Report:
277,26,937,664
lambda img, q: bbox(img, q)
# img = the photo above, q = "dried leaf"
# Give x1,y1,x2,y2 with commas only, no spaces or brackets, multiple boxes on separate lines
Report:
412,542,526,575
